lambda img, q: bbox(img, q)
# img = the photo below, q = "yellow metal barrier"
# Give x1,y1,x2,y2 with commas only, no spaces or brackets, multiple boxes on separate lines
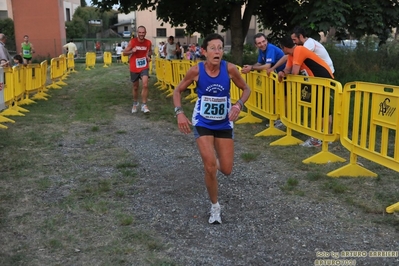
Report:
154,57,164,88
149,56,153,75
19,64,42,105
47,57,68,89
235,71,285,136
32,61,50,100
103,51,112,67
59,54,68,80
328,82,399,177
386,202,399,214
40,60,50,98
162,60,174,97
171,60,183,97
85,52,96,70
12,66,29,113
272,75,345,164
1,66,29,116
121,53,129,64
228,65,248,119
180,60,197,103
0,67,15,128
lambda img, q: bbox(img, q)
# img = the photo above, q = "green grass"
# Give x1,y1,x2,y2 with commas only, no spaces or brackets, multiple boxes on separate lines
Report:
0,63,176,265
240,152,258,162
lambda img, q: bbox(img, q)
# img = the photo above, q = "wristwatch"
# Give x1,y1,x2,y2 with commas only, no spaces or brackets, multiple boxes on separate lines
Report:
174,107,183,114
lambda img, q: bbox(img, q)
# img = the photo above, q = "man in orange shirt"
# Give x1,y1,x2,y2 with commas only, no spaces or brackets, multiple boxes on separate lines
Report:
123,25,152,113
277,35,333,82
278,35,334,147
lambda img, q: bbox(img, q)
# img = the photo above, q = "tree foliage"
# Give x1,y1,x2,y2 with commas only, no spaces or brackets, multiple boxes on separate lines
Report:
0,18,16,52
91,0,399,65
66,6,118,39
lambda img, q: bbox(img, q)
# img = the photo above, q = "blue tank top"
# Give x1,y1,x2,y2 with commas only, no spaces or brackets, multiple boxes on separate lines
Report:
192,60,233,130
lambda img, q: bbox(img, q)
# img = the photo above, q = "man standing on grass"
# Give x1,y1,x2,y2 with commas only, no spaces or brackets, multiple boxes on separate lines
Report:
123,25,152,114
20,35,35,64
0,33,12,65
63,39,78,58
241,33,286,129
278,35,334,147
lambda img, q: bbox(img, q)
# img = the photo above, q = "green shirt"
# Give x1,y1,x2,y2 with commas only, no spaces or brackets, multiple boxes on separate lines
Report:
21,42,32,58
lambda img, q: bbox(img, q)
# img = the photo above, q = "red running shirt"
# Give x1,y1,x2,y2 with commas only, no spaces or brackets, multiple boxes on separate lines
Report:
128,38,152,73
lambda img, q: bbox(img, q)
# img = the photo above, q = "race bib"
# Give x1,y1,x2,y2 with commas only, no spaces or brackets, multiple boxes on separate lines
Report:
135,57,147,68
23,50,30,55
200,95,228,120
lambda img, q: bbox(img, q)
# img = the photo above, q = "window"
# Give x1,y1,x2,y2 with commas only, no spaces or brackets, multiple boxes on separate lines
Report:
66,8,71,22
156,28,166,37
0,11,8,20
175,29,185,38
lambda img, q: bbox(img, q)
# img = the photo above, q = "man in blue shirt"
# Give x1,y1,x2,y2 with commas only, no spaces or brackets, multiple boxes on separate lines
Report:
242,33,286,129
241,33,286,74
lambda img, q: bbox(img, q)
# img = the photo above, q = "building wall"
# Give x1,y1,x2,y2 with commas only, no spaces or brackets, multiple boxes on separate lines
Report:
63,0,80,21
12,0,67,59
133,10,200,48
0,0,11,19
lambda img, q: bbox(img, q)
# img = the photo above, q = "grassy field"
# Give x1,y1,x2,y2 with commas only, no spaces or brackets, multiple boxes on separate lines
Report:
0,64,180,265
0,62,398,265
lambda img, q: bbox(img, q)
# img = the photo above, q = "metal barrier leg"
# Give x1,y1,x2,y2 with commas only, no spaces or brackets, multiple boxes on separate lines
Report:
327,153,377,177
302,142,346,164
386,202,399,214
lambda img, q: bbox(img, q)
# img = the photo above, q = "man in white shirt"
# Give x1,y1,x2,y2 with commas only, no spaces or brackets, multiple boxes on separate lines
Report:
63,39,78,58
268,26,335,74
291,26,334,73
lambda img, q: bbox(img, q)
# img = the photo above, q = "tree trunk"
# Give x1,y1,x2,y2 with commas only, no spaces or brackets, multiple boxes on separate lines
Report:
229,4,244,66
229,1,256,66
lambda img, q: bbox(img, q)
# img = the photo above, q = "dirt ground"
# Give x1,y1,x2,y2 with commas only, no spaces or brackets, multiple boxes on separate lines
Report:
108,110,399,265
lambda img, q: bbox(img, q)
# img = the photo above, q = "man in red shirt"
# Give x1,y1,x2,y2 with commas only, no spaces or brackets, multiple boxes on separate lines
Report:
123,25,152,113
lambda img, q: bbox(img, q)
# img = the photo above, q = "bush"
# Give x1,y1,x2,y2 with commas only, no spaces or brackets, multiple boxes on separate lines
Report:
328,40,399,86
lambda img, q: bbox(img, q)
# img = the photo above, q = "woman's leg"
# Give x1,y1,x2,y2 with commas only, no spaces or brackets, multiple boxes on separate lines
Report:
214,138,234,176
196,135,218,204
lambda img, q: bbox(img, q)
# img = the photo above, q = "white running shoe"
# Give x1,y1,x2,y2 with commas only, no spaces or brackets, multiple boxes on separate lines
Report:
208,205,222,224
141,104,150,113
131,103,139,113
266,119,285,129
301,137,322,147
274,119,285,129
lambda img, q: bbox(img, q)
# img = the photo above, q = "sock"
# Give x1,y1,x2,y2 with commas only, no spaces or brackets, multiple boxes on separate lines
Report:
133,101,138,106
142,102,147,106
212,202,220,209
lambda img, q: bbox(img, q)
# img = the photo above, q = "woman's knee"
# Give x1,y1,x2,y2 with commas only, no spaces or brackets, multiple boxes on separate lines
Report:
219,165,232,176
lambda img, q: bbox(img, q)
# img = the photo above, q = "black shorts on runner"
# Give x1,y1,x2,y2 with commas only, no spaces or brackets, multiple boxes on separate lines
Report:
130,68,149,83
193,126,233,139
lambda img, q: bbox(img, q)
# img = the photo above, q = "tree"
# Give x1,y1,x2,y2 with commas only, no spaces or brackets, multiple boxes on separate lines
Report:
81,0,87,7
91,0,399,65
66,6,118,39
0,18,16,52
259,0,399,45
92,0,260,64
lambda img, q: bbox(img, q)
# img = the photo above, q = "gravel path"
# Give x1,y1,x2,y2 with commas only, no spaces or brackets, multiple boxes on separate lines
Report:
114,111,399,266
